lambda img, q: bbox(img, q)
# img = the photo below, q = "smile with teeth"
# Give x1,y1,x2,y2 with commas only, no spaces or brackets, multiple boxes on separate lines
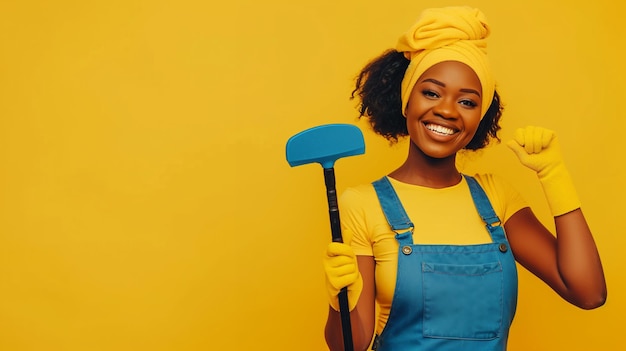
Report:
425,123,457,136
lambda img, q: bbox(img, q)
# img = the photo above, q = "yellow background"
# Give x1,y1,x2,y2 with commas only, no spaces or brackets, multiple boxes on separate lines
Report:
0,0,623,350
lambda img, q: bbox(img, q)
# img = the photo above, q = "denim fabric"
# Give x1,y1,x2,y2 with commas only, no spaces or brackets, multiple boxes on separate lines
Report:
371,175,518,351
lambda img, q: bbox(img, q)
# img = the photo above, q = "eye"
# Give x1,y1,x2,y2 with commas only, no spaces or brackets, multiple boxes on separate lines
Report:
422,90,439,99
459,99,478,108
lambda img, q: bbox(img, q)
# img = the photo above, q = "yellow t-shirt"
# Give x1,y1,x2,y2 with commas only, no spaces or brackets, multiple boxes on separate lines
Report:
338,173,528,333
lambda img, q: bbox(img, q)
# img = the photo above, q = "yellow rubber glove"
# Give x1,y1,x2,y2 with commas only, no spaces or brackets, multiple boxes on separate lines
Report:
507,126,581,216
323,229,363,312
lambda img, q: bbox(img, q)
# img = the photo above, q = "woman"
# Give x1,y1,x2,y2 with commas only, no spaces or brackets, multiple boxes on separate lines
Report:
323,7,606,351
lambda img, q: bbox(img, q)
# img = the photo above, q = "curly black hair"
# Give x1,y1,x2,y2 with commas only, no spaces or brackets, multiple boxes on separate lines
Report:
351,49,503,150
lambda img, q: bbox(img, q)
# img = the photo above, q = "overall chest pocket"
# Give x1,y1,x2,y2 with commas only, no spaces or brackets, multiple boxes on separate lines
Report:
422,260,503,340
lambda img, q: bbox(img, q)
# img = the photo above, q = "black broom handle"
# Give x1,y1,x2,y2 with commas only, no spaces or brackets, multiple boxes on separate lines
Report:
324,167,354,351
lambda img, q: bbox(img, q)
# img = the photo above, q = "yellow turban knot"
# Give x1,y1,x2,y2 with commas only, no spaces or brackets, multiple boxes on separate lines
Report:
396,7,494,118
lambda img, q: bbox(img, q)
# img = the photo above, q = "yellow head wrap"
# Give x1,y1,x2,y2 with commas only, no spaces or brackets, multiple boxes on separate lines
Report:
396,7,494,118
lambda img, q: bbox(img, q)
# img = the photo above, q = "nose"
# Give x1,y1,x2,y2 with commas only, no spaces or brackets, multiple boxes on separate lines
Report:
433,98,459,119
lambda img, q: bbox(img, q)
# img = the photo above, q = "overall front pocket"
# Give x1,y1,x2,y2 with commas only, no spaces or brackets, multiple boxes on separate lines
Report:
422,261,503,340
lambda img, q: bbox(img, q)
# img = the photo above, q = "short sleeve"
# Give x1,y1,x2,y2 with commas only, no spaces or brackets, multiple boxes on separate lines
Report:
338,185,377,256
473,173,528,224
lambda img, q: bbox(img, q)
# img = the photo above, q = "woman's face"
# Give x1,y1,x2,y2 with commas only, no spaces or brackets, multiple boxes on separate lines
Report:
404,61,483,159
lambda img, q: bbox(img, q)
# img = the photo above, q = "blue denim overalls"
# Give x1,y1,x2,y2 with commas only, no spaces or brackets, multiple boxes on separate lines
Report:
371,175,518,351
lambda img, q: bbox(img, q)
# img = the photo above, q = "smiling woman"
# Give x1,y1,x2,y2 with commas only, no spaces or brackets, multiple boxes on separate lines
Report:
404,61,484,161
322,6,606,351
0,0,619,350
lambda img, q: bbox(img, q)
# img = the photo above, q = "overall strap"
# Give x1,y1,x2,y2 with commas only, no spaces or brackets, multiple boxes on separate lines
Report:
464,175,506,242
372,177,414,233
